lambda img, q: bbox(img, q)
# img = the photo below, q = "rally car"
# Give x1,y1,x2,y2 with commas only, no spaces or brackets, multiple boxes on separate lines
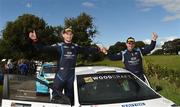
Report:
36,63,58,94
1,66,177,107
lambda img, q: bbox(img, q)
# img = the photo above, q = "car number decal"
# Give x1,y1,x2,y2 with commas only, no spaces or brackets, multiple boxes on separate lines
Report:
121,102,145,107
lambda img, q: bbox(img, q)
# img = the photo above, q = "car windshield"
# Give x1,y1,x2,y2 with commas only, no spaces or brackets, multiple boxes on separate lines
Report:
42,66,58,73
77,73,161,105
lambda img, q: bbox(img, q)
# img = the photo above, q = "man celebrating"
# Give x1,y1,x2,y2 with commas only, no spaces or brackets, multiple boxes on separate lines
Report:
29,27,100,105
102,32,158,81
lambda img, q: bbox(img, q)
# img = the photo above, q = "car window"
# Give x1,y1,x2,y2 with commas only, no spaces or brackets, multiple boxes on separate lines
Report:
42,66,58,73
77,73,161,105
5,75,51,103
4,75,70,105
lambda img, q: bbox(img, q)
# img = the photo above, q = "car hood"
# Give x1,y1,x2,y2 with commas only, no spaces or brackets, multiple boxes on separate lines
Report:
82,97,175,107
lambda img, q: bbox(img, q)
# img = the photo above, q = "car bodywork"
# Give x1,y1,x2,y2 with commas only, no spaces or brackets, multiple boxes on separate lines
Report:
36,63,57,94
1,66,177,107
74,66,176,107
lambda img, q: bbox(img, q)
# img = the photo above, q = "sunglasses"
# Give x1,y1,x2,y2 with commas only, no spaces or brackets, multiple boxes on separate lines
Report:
127,42,135,45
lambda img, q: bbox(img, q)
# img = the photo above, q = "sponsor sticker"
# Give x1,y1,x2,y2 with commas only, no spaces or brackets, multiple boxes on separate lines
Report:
90,74,132,81
84,77,94,83
122,102,145,107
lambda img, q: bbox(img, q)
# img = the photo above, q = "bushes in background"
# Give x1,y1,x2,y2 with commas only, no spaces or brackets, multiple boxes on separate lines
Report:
144,60,180,88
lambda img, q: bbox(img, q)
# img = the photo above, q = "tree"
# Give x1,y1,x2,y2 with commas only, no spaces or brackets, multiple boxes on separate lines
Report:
0,13,99,61
162,41,174,54
64,12,97,46
0,39,11,59
152,49,164,55
87,44,105,62
63,12,98,62
135,41,145,48
173,39,180,54
162,38,180,55
108,42,126,55
0,14,63,60
108,41,146,55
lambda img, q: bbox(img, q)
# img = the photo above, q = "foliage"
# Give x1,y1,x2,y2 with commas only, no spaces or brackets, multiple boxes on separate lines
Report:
108,41,145,55
87,44,105,62
144,60,180,88
108,42,126,54
0,14,48,59
145,55,180,71
63,12,99,62
135,41,145,48
64,12,97,46
144,60,180,104
151,49,164,55
149,76,180,105
162,38,180,55
0,13,100,61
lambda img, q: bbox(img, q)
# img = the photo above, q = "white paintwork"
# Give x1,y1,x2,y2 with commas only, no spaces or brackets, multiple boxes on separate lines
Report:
2,99,70,107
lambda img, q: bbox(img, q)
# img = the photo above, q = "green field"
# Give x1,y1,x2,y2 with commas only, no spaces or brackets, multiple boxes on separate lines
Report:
145,55,180,71
150,76,180,105
88,55,180,105
88,55,180,71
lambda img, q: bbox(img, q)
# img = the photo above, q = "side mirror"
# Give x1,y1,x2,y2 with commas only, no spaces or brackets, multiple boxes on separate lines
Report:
155,85,162,92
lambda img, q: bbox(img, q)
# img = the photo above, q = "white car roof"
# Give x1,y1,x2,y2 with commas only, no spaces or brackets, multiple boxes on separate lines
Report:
75,66,131,75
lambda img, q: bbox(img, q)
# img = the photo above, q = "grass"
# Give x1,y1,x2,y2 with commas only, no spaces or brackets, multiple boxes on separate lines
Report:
0,85,2,93
88,59,124,67
87,55,180,72
0,85,2,104
149,76,180,105
87,55,180,71
145,55,180,71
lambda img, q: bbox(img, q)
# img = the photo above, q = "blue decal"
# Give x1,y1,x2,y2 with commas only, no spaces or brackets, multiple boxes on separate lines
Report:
122,102,145,107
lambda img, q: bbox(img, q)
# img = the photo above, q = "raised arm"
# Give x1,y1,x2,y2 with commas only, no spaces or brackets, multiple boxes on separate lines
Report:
29,30,59,54
141,32,158,55
76,45,100,54
108,51,123,61
99,47,123,61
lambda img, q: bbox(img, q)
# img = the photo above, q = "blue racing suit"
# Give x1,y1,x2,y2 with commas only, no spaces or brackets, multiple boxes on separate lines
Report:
32,42,98,105
108,40,156,81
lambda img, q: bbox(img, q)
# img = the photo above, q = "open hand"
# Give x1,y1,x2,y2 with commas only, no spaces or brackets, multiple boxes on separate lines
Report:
100,47,108,55
152,32,158,41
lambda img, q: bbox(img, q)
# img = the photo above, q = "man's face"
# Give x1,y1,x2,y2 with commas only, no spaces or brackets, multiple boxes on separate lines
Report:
126,42,135,51
62,31,73,43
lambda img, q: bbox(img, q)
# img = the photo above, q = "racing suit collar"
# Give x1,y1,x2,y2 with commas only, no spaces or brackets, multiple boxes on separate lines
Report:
63,42,72,46
127,48,136,53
